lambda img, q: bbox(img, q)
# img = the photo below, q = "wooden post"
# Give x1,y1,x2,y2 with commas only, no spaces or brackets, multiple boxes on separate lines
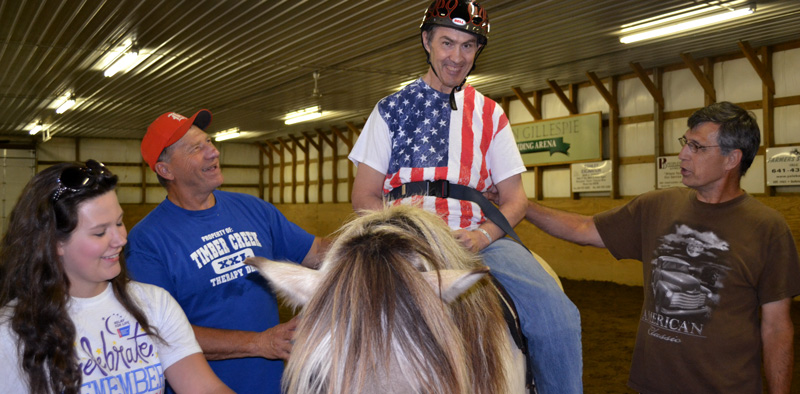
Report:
254,142,268,200
141,163,147,203
303,131,323,203
760,46,775,196
278,137,296,203
587,71,620,198
265,140,283,203
317,129,337,203
333,125,356,202
651,67,665,189
289,134,310,203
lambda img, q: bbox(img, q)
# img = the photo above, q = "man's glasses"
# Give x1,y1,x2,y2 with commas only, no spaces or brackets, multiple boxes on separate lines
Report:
52,160,109,202
678,136,720,153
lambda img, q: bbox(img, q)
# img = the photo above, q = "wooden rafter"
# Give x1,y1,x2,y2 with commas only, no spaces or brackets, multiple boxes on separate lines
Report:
331,126,351,147
512,86,542,120
629,62,664,108
345,122,361,136
679,52,716,103
738,40,775,94
546,80,578,114
586,72,616,110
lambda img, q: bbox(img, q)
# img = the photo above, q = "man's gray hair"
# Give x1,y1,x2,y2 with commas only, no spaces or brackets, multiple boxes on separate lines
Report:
688,101,760,176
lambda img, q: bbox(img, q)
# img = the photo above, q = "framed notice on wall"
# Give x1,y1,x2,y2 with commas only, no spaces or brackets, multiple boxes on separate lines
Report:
511,112,602,167
656,155,685,189
571,160,612,192
766,146,800,186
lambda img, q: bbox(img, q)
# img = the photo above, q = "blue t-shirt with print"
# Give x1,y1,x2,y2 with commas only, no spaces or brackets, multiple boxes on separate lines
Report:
125,190,314,394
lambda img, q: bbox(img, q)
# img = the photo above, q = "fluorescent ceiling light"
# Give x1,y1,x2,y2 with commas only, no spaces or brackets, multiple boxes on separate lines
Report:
620,5,754,44
56,96,76,114
104,51,139,77
284,106,322,125
100,38,151,77
29,123,44,135
620,4,717,33
214,127,241,141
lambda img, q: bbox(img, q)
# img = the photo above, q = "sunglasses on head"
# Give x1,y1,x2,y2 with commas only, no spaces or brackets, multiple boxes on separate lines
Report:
51,160,109,202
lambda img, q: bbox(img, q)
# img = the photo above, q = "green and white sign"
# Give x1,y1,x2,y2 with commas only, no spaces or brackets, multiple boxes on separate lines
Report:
511,112,602,166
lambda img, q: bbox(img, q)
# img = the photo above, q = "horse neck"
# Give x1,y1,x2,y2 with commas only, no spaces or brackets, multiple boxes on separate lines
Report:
450,280,520,394
282,260,472,394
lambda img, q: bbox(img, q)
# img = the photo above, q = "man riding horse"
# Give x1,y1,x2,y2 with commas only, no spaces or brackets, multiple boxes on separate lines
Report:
349,1,583,392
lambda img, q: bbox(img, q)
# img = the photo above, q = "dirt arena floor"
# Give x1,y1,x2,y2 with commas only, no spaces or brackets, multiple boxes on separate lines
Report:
561,278,800,393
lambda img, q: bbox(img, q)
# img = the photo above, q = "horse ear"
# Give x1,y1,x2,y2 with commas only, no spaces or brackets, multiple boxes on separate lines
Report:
422,267,490,303
244,257,323,308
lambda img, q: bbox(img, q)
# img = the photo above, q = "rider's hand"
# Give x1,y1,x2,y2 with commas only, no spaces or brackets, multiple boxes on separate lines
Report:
453,228,491,253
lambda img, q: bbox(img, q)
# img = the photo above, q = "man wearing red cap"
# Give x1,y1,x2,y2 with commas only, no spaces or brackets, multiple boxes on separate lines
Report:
126,109,327,394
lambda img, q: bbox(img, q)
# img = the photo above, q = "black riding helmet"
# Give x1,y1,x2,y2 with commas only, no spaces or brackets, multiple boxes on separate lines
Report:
420,0,490,110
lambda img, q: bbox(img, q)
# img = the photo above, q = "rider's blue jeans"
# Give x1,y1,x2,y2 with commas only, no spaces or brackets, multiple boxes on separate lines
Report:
481,238,583,394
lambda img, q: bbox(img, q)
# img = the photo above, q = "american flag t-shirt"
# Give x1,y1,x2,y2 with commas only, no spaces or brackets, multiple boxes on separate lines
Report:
370,78,521,230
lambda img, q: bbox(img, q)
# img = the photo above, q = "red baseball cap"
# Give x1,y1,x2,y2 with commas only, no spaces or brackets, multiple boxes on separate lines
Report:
141,109,212,171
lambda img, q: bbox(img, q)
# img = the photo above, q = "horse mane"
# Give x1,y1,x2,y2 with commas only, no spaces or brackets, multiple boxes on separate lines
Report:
283,205,511,394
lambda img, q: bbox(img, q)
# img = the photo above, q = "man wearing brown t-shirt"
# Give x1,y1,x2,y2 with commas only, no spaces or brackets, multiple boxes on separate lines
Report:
509,101,799,394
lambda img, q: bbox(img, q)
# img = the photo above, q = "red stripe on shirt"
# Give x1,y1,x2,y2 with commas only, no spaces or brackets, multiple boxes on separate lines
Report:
459,87,475,186
410,167,424,182
476,97,494,191
496,112,509,138
435,194,450,219
458,88,478,223
435,166,448,181
386,172,402,192
459,200,473,228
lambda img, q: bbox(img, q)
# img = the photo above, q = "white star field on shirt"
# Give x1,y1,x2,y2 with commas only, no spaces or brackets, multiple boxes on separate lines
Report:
379,80,451,173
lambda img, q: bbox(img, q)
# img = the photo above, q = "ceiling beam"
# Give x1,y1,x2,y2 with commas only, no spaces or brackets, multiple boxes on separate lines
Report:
738,40,775,94
629,62,664,108
546,80,578,115
679,52,716,103
585,72,615,110
511,86,542,120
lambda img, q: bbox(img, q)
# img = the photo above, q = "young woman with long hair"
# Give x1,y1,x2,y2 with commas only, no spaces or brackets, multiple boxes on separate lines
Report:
0,160,232,394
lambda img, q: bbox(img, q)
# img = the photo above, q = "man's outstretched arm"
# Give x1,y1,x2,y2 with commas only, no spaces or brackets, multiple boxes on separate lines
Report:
524,201,605,248
485,188,605,248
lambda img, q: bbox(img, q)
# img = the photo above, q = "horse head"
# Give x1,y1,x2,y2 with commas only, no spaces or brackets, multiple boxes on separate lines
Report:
245,205,522,394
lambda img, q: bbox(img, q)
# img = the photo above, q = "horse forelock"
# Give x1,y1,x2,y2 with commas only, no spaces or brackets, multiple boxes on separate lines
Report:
284,206,515,394
285,226,470,394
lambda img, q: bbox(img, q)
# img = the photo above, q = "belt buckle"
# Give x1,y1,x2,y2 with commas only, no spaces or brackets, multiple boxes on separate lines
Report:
401,183,407,196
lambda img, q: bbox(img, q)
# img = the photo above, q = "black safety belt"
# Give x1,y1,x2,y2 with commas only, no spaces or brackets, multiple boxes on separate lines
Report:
386,180,524,245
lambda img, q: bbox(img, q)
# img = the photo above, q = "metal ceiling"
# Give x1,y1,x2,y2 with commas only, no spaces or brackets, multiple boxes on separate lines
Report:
1,0,799,143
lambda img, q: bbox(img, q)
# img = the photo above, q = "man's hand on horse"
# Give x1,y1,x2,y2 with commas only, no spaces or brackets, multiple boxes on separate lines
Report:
259,316,299,360
453,228,491,253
